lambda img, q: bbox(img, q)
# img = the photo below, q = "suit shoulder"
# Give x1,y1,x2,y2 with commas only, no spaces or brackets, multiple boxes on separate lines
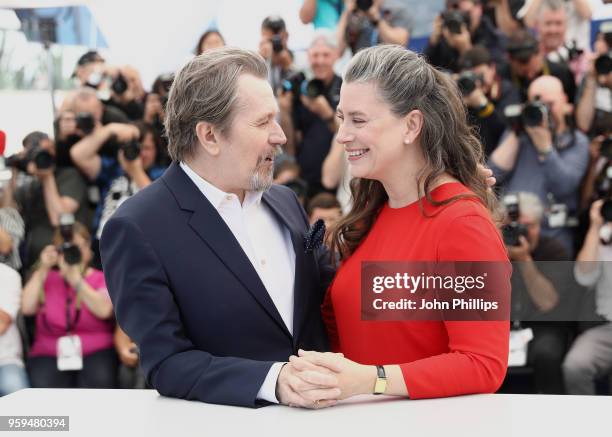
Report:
113,177,173,221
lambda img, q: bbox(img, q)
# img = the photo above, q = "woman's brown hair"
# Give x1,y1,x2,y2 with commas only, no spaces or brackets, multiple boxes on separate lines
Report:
329,45,498,262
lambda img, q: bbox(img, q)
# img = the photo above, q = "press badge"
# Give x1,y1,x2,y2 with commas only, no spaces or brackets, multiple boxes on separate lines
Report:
57,335,83,371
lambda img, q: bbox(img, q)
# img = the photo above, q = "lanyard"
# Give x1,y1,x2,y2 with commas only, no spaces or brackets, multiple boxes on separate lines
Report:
40,276,83,335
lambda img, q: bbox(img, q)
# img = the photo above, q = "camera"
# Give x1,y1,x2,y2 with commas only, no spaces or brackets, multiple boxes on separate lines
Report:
111,73,128,95
442,10,470,35
601,199,612,222
595,52,612,77
502,194,528,247
356,0,373,11
456,71,483,96
283,72,325,99
504,98,551,133
265,16,285,54
5,134,54,172
121,139,141,161
76,112,96,135
58,213,82,266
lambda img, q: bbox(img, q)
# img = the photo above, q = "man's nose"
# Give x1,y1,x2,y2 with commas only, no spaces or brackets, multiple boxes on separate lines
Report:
270,120,287,145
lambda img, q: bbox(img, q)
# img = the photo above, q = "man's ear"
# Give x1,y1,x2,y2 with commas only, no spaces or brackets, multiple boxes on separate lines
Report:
195,121,221,157
403,109,424,145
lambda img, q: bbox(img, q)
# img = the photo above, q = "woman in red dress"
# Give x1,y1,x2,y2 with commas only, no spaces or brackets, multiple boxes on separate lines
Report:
291,45,511,404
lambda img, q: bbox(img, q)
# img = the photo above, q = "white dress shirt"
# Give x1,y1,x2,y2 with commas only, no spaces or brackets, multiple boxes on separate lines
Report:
180,162,295,403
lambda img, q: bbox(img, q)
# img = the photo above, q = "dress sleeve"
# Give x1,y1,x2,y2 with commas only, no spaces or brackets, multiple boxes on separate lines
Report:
321,281,340,352
400,214,511,399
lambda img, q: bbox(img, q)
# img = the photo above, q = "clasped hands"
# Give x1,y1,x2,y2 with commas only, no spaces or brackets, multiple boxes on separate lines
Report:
275,349,376,409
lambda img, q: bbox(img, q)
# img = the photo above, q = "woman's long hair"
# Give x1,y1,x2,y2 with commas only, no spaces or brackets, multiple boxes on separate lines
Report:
329,45,499,262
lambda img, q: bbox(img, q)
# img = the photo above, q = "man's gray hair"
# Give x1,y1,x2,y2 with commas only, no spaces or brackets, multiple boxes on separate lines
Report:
309,29,338,50
538,0,566,16
164,47,268,162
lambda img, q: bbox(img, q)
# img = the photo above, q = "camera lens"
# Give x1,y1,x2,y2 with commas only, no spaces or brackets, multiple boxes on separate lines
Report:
457,72,477,96
601,199,612,222
302,79,325,98
595,53,612,76
522,102,546,127
121,140,141,161
356,0,373,11
61,243,82,266
33,149,54,170
76,113,96,135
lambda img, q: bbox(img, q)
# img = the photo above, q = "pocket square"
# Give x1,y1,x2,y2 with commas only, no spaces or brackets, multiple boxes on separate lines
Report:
304,219,326,254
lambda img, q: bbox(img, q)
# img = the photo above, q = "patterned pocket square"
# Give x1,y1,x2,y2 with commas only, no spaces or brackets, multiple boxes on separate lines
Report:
304,219,326,254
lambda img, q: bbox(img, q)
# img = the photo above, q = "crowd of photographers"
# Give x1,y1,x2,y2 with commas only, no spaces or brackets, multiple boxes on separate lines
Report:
0,0,611,397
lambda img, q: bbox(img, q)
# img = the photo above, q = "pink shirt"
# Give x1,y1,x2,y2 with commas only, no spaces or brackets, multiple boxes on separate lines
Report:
29,269,115,357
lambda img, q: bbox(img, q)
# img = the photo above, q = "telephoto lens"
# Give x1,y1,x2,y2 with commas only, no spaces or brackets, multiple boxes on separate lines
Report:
111,73,128,95
76,112,96,135
456,71,482,96
521,100,548,128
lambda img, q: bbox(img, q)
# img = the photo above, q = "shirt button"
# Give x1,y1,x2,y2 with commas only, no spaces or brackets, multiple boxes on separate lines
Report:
226,195,233,201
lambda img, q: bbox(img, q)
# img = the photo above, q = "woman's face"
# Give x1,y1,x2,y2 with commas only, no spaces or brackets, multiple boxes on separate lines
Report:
140,132,157,170
335,82,409,181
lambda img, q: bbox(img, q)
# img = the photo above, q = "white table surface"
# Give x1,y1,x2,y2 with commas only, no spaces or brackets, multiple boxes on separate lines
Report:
0,389,609,437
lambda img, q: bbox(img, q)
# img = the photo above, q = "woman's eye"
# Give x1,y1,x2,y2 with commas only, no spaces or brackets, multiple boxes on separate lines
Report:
353,119,365,124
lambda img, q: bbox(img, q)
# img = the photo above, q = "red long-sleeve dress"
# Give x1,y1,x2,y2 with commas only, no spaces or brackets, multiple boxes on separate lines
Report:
322,182,511,399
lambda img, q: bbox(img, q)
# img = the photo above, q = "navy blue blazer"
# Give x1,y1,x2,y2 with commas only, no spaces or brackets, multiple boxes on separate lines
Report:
100,162,334,407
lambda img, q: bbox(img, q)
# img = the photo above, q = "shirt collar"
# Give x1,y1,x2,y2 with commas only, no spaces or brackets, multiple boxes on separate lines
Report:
179,161,264,210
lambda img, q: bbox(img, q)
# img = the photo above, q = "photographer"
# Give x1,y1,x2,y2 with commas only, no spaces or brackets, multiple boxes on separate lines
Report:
10,132,88,272
533,0,589,83
21,220,116,388
0,263,28,396
499,29,576,102
0,169,25,271
563,199,612,395
503,192,577,394
95,122,166,240
575,23,611,134
425,0,505,73
258,16,295,95
488,75,589,255
457,45,520,156
68,89,140,235
279,31,342,198
336,0,411,55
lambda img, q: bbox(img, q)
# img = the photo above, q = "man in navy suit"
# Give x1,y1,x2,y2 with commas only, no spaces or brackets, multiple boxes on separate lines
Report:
100,48,341,408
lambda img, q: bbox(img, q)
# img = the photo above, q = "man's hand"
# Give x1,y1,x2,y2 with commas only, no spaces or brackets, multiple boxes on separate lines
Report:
463,86,488,110
443,24,472,52
275,360,341,408
118,149,145,178
589,199,605,231
507,235,532,262
366,0,383,22
300,95,334,121
105,123,140,144
290,350,377,400
525,124,553,155
119,343,139,367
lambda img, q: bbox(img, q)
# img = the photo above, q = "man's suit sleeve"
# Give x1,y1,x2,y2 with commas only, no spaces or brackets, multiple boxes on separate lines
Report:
100,215,275,408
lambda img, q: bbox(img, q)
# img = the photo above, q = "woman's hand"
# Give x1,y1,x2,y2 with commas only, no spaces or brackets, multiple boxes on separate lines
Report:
290,350,377,400
58,256,82,288
39,245,59,271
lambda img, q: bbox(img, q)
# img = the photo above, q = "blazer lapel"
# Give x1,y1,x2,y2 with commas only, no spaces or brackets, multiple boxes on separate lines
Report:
262,190,310,346
162,163,292,340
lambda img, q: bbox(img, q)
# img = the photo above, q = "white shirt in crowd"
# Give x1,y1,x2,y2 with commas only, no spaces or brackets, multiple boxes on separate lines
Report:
0,263,24,368
179,162,296,404
574,240,612,321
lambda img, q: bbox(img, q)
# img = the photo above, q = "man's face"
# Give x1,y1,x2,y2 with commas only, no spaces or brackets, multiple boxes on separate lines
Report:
76,61,105,87
528,79,568,125
470,63,495,93
215,74,286,193
308,42,337,82
73,95,104,126
538,8,567,52
510,53,541,80
140,132,157,170
309,206,342,230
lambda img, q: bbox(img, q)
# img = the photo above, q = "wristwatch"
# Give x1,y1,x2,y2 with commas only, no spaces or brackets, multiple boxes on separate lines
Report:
373,365,387,395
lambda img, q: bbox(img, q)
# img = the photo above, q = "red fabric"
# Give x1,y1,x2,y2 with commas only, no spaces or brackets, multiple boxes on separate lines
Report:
322,182,511,399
